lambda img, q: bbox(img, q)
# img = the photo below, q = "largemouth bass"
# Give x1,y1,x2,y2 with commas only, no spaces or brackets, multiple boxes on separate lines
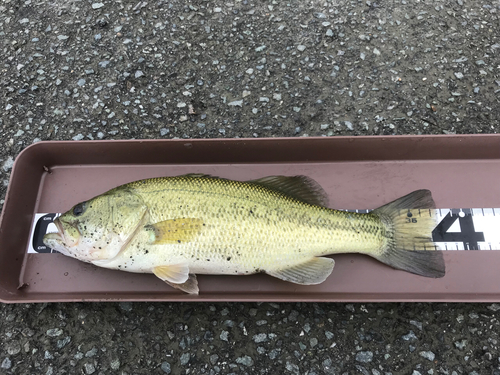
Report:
43,174,445,294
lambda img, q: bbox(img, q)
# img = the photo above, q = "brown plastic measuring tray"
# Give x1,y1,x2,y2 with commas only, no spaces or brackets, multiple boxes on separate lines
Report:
2,135,500,303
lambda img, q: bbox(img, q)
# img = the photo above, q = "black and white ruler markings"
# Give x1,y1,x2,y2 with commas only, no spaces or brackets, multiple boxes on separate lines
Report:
28,213,60,254
27,209,500,254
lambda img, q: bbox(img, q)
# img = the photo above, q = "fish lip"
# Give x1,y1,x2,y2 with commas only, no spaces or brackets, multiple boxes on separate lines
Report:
50,217,80,247
44,218,64,241
54,218,64,240
48,217,68,244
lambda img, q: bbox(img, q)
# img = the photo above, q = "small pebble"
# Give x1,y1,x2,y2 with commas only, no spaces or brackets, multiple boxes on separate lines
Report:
402,331,418,341
57,337,71,349
253,333,267,343
84,363,95,374
72,134,84,141
220,331,229,341
419,351,435,361
1,358,11,370
46,328,63,337
180,353,190,365
160,362,171,373
236,356,254,367
356,351,373,363
119,302,133,311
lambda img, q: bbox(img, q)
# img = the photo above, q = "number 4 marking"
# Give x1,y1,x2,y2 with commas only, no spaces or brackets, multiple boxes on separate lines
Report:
432,209,485,250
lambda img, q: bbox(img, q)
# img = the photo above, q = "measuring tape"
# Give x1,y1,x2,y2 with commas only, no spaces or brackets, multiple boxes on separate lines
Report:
28,209,500,253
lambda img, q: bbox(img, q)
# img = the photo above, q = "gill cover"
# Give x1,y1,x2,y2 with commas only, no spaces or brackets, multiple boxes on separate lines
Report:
45,187,148,262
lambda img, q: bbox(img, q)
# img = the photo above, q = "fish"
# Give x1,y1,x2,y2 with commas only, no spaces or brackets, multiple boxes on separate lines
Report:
43,174,445,294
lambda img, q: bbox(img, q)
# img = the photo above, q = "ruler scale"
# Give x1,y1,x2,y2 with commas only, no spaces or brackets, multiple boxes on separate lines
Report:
27,209,500,254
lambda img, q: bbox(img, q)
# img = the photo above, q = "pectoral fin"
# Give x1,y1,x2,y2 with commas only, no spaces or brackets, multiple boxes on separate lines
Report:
266,257,335,285
146,218,204,244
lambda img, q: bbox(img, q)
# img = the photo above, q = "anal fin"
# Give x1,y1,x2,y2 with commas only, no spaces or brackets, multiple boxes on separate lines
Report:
266,257,335,285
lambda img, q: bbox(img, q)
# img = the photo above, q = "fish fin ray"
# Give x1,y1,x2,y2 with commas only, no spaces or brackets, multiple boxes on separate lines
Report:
153,264,190,284
372,190,445,278
249,176,329,207
375,249,445,278
266,257,335,285
147,218,204,244
373,189,435,213
162,274,199,295
180,173,213,179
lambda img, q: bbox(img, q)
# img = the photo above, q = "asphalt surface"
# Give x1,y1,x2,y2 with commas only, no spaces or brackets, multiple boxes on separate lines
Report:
1,0,500,374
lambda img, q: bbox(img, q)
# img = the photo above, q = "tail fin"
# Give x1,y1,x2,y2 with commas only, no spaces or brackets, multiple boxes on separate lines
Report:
372,190,445,278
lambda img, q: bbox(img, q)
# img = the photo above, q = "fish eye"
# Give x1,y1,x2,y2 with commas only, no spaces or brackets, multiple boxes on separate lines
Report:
73,202,86,216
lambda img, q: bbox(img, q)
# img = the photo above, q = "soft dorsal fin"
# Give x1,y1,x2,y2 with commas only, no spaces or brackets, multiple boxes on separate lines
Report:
249,175,329,207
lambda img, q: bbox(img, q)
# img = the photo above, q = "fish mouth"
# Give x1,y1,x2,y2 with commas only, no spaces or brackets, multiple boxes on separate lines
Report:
43,217,79,254
45,218,65,242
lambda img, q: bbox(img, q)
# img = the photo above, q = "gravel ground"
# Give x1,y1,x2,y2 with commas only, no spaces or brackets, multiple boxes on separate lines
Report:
1,0,500,374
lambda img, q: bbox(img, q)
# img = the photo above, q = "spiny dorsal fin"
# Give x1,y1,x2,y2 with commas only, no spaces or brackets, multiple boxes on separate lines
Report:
266,257,335,285
146,218,204,244
249,175,329,207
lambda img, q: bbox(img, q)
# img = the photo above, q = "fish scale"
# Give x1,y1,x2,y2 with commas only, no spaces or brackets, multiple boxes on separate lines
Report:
118,176,387,272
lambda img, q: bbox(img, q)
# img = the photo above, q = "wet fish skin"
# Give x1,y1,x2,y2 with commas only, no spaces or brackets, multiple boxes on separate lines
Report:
43,174,445,294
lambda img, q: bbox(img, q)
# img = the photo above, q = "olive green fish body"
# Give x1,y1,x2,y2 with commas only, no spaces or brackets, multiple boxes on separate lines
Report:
43,175,445,294
104,177,384,270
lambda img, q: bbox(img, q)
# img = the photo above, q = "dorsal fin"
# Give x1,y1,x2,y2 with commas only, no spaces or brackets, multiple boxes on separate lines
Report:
180,173,213,179
249,175,329,207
